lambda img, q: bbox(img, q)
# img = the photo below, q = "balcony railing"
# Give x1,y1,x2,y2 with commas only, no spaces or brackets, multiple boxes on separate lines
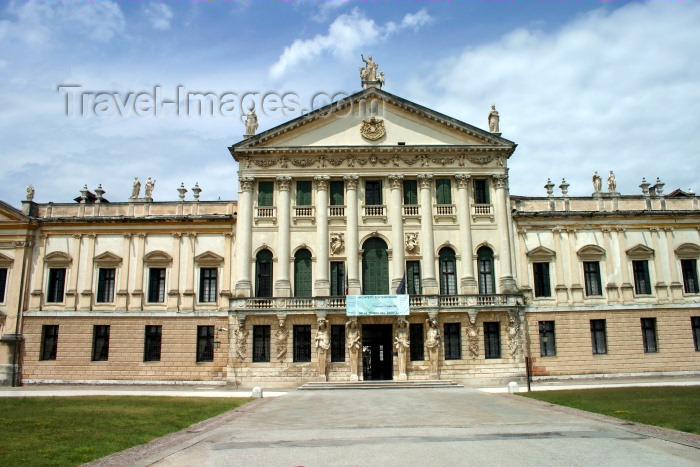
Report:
363,205,386,217
329,205,346,218
255,206,276,219
403,205,419,216
294,206,314,218
435,204,455,216
472,204,493,216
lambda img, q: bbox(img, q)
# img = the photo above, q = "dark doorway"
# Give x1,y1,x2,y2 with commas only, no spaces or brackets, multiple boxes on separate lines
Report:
362,324,393,381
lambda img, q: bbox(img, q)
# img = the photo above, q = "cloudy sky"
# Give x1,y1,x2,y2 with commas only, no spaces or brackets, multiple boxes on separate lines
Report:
1,0,698,207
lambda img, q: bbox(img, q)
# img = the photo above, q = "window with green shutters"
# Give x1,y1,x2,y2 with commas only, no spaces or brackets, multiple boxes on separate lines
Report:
257,181,274,206
406,260,421,295
362,238,389,295
403,180,418,205
330,261,345,296
296,180,312,206
436,178,452,205
365,180,382,205
294,249,312,297
330,180,344,206
474,179,490,204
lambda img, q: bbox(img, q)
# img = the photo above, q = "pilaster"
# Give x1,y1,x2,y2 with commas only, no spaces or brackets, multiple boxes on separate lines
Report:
275,176,292,297
418,174,438,293
344,175,361,294
388,174,405,291
314,176,331,295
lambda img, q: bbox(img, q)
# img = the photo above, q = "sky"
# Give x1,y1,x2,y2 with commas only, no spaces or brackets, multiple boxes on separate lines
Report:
0,0,698,207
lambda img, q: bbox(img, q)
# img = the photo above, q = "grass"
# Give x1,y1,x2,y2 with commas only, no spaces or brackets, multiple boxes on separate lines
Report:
0,396,252,466
521,386,700,434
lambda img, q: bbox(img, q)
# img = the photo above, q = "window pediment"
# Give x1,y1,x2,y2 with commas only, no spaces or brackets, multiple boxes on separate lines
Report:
675,243,700,259
94,251,122,267
143,250,172,265
527,246,556,262
577,245,606,261
45,251,72,266
194,251,224,267
626,244,654,260
0,252,13,267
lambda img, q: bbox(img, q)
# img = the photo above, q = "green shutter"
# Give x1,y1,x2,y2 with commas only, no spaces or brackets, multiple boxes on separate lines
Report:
296,181,312,206
436,179,452,204
406,260,421,295
403,180,418,205
362,238,389,295
294,249,312,297
258,181,274,206
330,181,344,206
474,179,490,204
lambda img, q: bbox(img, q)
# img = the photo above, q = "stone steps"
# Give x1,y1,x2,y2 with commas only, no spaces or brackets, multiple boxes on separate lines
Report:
298,380,464,390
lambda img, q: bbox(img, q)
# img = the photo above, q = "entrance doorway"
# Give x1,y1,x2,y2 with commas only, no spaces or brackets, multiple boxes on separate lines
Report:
362,324,393,381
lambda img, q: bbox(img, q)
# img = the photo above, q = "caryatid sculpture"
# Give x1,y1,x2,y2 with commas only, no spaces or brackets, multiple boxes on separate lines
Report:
346,319,361,381
315,318,331,381
276,318,288,362
425,318,440,375
395,318,410,381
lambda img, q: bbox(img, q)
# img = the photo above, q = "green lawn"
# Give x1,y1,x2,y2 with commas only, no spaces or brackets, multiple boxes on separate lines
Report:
521,386,700,434
0,396,252,466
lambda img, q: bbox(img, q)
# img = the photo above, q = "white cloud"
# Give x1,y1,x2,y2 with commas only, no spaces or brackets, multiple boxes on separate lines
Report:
310,0,352,23
270,8,433,79
145,3,174,31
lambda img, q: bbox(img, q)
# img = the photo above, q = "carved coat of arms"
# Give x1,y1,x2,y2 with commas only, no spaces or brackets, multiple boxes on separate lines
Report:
361,117,385,141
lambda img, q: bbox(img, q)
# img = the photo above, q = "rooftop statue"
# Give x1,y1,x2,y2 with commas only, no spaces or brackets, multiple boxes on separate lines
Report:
592,171,602,193
359,54,384,88
244,106,259,137
145,177,156,198
130,177,141,199
26,185,35,202
488,104,500,133
607,170,617,193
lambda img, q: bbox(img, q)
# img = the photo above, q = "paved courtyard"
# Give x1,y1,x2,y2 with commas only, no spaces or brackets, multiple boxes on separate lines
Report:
118,387,700,466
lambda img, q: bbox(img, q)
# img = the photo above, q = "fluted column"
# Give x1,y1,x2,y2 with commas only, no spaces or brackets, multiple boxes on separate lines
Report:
388,175,405,291
493,174,516,292
275,176,292,297
455,174,476,293
344,175,361,294
234,177,255,297
418,174,438,293
315,176,331,295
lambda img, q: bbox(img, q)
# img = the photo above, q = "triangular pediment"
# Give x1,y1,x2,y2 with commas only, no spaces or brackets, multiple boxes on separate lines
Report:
0,252,13,266
527,246,556,261
194,251,224,266
94,251,122,266
0,201,27,223
626,244,655,259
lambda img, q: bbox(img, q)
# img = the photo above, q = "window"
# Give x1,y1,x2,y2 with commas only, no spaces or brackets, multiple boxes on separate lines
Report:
410,323,424,361
590,319,607,355
533,263,551,297
692,317,700,352
197,325,214,362
477,247,495,294
40,325,59,361
148,268,166,303
584,261,603,296
641,318,657,353
406,261,421,295
92,325,110,361
403,180,418,205
474,179,489,204
365,180,382,205
0,267,7,302
330,180,344,206
633,260,652,295
538,321,556,356
293,325,311,362
330,262,345,296
484,322,501,359
96,268,116,303
257,181,274,206
296,180,312,206
199,268,218,303
144,325,162,362
255,250,273,298
436,178,452,205
47,268,66,303
444,323,461,360
439,248,457,295
253,325,271,362
681,259,699,294
294,249,312,297
331,324,345,362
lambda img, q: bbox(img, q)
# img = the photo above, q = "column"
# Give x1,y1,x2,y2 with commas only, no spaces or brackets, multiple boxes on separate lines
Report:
79,234,96,310
649,227,669,301
344,175,361,294
116,233,131,309
29,234,47,309
455,174,476,293
493,174,516,292
388,175,405,291
183,233,196,309
66,234,82,310
418,174,438,293
130,233,146,310
234,177,255,297
314,176,331,295
275,176,292,297
168,233,182,310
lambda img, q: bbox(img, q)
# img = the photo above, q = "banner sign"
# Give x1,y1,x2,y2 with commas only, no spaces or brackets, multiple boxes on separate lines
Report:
346,295,410,316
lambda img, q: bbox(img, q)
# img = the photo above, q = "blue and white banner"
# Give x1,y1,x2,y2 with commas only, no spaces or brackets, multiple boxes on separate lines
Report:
346,295,410,316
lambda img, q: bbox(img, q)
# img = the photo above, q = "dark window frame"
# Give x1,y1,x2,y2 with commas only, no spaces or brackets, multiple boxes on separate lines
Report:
96,267,116,303
409,323,424,361
329,180,344,206
681,259,699,294
0,267,7,303
692,317,700,352
330,261,345,296
406,260,421,295
474,179,490,204
444,323,461,360
147,267,166,303
365,180,382,206
40,325,59,361
144,325,162,362
199,267,218,303
632,260,652,295
583,261,603,296
47,267,66,303
538,321,556,357
257,181,274,206
533,262,552,297
196,325,215,362
590,319,607,355
331,324,346,362
484,322,501,359
255,250,273,298
92,325,110,361
641,318,657,353
435,178,452,205
252,325,271,363
296,180,312,206
403,179,418,205
439,248,457,295
477,247,495,294
293,325,311,362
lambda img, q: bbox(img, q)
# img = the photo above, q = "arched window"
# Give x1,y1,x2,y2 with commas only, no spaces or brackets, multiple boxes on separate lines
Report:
255,249,273,298
362,237,389,295
439,247,457,295
294,249,312,297
477,247,495,294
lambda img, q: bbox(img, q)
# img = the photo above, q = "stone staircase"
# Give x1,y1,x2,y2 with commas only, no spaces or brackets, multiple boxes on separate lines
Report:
298,380,463,390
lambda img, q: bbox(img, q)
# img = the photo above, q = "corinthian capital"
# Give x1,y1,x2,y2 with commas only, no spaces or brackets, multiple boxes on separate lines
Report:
388,174,404,189
239,177,255,192
454,173,471,189
493,174,508,189
417,173,433,189
343,175,359,190
314,175,330,191
276,176,292,191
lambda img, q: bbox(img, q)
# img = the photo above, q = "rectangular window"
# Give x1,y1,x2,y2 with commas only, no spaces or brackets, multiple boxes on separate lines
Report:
253,325,271,362
484,322,501,359
406,261,421,295
590,319,607,355
148,268,166,303
330,262,345,296
40,325,59,361
196,325,214,362
681,259,699,294
96,268,116,303
440,257,457,295
474,179,490,204
293,325,311,362
199,268,218,303
365,180,382,205
584,261,603,296
330,180,344,206
296,180,312,206
633,260,652,295
409,323,424,361
444,323,461,360
641,318,657,353
0,267,7,302
144,325,162,362
92,325,110,361
331,324,346,362
403,180,418,205
538,321,556,356
257,181,274,206
692,317,700,352
47,268,66,303
436,178,452,205
533,263,551,297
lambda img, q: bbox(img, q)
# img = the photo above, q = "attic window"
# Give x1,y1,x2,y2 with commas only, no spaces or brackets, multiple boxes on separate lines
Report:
398,142,405,146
